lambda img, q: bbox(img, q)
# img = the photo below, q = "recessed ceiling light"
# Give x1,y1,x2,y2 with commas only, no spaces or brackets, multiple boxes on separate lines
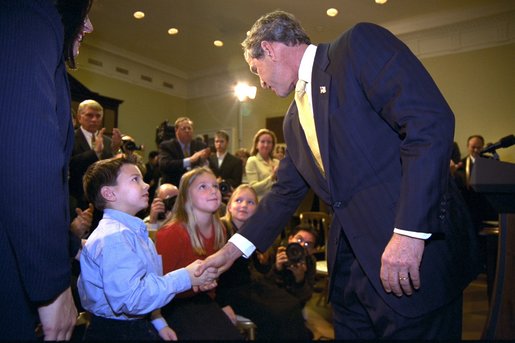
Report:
326,8,338,17
375,0,388,4
133,11,145,19
214,40,224,47
168,28,179,35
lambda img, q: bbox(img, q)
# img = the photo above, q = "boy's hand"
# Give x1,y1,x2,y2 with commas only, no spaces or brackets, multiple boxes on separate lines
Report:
185,260,218,286
158,326,177,341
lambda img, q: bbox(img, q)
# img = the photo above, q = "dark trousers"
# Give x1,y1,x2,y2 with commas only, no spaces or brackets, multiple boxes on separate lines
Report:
331,235,463,340
226,281,312,340
84,315,159,341
162,293,243,340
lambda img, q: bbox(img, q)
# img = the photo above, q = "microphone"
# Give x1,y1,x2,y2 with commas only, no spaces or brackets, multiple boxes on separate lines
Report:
480,134,515,155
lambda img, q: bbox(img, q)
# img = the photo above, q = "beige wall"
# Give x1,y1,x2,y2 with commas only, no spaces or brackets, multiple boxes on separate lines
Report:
71,42,514,163
69,68,186,157
421,43,515,162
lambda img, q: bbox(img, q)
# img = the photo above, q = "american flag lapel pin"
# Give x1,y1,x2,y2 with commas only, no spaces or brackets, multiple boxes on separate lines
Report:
320,86,326,94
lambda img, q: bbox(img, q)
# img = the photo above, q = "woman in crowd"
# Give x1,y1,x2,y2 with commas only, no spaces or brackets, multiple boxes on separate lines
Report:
218,184,312,340
155,167,242,340
246,129,279,200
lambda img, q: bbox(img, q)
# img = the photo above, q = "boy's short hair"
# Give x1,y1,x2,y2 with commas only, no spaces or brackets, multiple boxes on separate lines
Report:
83,156,137,210
215,130,229,142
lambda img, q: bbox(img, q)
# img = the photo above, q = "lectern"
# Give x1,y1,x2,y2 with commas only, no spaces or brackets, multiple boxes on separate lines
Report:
470,157,515,340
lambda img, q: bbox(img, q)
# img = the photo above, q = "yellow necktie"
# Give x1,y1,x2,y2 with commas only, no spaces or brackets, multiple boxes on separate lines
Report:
295,80,325,176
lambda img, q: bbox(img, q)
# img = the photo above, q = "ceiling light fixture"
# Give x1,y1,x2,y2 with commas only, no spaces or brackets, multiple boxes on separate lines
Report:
214,40,224,47
133,11,145,19
326,8,338,17
375,0,388,4
168,28,179,35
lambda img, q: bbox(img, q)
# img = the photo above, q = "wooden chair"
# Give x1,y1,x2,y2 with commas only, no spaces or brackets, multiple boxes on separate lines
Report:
299,211,331,305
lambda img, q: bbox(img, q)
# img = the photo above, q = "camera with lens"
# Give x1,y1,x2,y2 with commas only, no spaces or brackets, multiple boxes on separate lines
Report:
157,195,177,220
218,180,232,197
284,242,306,267
122,140,143,152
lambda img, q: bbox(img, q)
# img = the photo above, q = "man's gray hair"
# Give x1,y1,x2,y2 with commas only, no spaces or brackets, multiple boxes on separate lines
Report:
242,10,311,60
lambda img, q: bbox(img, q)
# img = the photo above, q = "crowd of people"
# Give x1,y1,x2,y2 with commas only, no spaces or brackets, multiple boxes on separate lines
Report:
1,3,496,341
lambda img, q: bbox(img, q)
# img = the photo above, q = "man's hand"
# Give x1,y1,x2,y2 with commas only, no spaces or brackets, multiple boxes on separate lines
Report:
111,128,122,152
275,246,288,271
190,147,211,164
93,128,105,154
380,233,424,297
287,261,307,283
195,242,242,278
148,197,165,223
70,204,94,239
37,287,77,341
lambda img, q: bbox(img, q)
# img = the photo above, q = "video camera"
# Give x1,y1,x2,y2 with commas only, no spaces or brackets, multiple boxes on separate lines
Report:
122,140,143,152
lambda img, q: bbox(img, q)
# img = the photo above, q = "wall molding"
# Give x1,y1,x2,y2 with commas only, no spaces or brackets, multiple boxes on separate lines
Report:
76,10,514,100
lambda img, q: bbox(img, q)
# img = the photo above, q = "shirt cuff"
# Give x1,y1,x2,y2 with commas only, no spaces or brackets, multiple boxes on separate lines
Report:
151,317,168,331
165,268,192,293
183,158,192,169
394,228,432,240
229,233,256,258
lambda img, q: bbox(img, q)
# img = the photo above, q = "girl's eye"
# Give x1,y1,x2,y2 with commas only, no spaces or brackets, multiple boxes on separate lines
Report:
198,184,206,190
235,198,243,203
248,200,256,205
212,183,219,190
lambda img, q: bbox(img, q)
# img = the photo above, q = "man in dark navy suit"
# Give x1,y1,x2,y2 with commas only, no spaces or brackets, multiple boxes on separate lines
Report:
208,130,243,190
159,117,211,186
198,11,478,340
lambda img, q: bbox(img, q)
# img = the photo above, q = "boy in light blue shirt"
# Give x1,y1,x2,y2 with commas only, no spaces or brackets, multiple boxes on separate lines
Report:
78,156,217,340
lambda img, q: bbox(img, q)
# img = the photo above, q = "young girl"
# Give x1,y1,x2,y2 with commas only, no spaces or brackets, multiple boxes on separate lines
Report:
155,167,242,340
217,184,312,340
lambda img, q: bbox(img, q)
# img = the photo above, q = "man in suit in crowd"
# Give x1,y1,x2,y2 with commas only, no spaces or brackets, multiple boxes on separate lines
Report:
208,130,243,190
198,11,478,340
69,99,122,210
159,117,211,186
454,135,498,227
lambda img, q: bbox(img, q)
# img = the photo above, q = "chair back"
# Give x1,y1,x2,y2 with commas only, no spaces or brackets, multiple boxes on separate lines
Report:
299,211,331,259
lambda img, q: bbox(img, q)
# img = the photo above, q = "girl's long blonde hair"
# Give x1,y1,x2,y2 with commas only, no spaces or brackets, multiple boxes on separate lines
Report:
164,167,226,255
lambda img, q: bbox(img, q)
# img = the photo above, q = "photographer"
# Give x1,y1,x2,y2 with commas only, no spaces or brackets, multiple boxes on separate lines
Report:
264,225,318,306
144,183,179,232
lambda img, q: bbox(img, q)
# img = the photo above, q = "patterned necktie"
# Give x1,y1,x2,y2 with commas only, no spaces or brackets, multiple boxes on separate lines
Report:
183,145,190,157
295,79,325,176
90,132,96,149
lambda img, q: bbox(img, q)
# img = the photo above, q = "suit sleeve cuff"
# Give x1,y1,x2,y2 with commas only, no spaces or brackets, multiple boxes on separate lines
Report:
228,233,256,258
394,228,431,240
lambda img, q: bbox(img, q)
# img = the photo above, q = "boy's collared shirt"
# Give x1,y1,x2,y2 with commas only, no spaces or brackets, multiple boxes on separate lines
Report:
78,209,191,320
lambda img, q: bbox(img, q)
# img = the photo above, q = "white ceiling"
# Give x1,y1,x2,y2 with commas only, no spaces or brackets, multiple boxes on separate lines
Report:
85,0,514,79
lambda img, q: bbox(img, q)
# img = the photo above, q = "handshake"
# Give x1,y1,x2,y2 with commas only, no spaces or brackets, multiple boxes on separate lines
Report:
182,242,245,292
184,260,220,292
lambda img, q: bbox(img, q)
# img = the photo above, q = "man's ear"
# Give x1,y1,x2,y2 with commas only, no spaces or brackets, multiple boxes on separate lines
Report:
260,41,274,59
100,186,116,202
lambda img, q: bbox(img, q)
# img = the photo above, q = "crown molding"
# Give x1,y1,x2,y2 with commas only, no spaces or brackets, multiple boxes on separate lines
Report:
76,10,514,100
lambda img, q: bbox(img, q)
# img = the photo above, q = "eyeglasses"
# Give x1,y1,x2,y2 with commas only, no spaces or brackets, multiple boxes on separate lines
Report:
294,235,315,250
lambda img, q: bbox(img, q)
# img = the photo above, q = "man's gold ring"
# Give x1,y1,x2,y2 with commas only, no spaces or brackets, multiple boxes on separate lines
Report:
399,276,409,281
